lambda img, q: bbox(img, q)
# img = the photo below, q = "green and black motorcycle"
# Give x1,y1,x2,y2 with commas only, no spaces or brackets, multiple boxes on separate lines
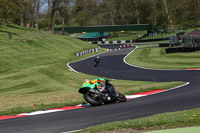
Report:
78,81,126,106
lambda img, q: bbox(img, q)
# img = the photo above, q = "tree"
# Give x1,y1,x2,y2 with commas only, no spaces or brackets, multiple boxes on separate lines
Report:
35,0,45,30
0,0,19,26
58,0,71,34
72,0,99,26
129,0,140,24
29,0,36,29
48,0,60,32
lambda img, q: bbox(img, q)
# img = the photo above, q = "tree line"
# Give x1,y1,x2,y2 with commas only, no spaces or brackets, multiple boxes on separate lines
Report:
0,0,199,32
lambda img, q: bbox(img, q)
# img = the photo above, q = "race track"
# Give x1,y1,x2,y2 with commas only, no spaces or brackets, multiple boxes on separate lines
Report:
1,44,200,133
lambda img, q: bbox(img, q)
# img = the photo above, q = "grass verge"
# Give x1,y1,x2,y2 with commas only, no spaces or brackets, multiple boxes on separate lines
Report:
126,47,200,70
82,108,200,133
0,24,184,116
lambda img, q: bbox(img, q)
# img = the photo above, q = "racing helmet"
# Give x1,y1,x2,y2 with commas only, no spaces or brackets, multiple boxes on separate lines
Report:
83,79,89,83
99,81,105,89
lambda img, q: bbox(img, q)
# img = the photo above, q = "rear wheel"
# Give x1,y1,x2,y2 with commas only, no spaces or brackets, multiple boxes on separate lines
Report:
84,93,103,106
116,92,127,102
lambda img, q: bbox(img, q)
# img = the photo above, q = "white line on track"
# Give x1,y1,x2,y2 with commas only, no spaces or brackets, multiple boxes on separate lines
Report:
66,48,107,73
62,129,83,133
123,46,198,71
153,82,190,94
60,82,190,133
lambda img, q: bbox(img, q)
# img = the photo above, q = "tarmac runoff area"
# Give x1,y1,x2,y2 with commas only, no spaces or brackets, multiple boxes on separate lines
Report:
144,126,200,133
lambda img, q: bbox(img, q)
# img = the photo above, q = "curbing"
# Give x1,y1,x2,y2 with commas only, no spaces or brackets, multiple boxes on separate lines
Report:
0,45,191,125
89,40,134,44
0,83,189,121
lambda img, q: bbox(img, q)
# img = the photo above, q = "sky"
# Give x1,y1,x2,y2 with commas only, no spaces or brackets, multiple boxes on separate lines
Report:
40,2,48,13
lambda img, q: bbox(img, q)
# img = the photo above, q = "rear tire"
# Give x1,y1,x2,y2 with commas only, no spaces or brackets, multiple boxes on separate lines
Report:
116,92,127,102
84,93,103,106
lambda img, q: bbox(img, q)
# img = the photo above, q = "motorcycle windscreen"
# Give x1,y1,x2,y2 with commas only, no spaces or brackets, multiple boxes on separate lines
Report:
79,87,91,94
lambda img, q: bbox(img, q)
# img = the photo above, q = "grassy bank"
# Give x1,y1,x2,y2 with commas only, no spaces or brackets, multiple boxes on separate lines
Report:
0,25,184,116
0,24,99,114
82,108,200,133
107,34,139,41
126,47,200,70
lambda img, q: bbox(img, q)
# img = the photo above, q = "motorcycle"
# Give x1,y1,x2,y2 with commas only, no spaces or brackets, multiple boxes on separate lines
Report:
78,81,126,106
94,61,99,67
94,57,100,67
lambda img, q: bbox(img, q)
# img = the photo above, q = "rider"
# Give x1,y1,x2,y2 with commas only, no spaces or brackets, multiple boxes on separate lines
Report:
82,78,107,91
94,56,100,67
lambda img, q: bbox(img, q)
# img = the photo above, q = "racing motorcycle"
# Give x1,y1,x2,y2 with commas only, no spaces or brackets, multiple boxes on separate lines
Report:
78,81,126,106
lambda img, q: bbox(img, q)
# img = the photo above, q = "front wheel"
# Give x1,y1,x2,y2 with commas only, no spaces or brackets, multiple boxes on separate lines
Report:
84,93,103,106
116,92,127,102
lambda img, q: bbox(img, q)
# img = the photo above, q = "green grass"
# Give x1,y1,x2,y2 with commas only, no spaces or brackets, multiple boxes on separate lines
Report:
0,24,99,113
142,32,176,40
106,31,147,41
82,108,200,133
107,34,139,41
112,80,184,95
106,30,175,42
0,23,49,41
136,44,160,49
0,24,184,116
106,28,199,43
126,47,200,70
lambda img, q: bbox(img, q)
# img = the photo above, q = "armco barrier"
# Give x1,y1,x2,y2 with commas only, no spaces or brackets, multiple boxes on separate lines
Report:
166,47,200,53
76,48,100,57
159,42,181,47
89,37,170,44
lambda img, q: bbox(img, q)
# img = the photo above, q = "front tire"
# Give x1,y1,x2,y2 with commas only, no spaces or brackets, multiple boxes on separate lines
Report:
84,93,103,106
116,92,127,102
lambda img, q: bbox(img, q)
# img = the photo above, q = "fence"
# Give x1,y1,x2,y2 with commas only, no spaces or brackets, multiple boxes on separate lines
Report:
76,48,100,57
166,47,200,53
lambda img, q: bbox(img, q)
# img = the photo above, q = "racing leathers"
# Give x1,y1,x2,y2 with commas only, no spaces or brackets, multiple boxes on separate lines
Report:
82,78,107,91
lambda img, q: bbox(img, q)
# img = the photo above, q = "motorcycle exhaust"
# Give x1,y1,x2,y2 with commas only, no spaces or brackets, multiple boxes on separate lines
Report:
89,89,99,94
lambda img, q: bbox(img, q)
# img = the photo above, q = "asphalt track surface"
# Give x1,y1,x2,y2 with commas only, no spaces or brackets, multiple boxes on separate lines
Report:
1,44,200,133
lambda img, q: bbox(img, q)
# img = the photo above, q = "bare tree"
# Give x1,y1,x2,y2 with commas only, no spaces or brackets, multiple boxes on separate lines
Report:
58,0,71,34
19,0,25,26
48,0,60,32
130,0,140,24
150,0,159,26
30,0,36,29
192,0,198,26
163,0,170,28
35,0,45,30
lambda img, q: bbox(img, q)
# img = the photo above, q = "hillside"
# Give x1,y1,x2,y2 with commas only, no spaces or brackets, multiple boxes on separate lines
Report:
0,24,99,113
0,25,183,116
